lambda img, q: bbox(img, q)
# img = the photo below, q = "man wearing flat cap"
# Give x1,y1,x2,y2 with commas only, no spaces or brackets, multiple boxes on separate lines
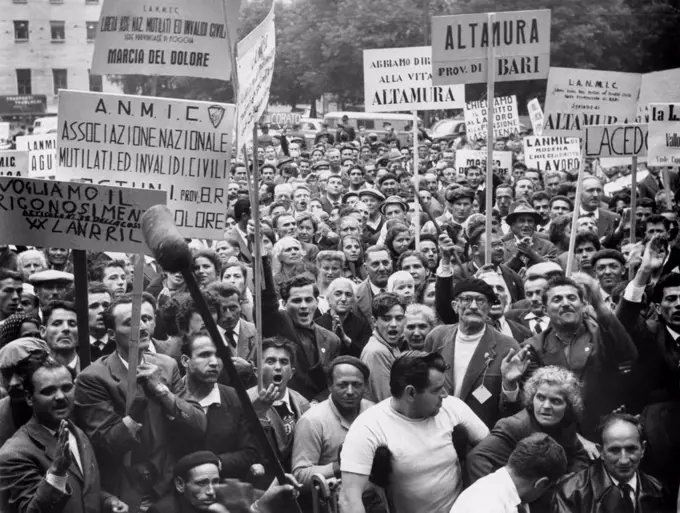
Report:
503,203,558,272
29,270,74,311
424,278,529,428
358,189,386,246
436,186,475,230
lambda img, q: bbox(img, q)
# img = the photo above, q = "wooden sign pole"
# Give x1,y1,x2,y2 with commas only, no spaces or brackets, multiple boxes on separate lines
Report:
412,110,421,250
72,250,91,369
565,136,586,277
125,257,145,414
484,12,496,265
250,121,264,392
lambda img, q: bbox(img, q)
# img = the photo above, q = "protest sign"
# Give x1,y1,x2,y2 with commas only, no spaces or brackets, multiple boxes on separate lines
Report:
264,112,301,127
56,90,235,239
523,136,581,173
527,98,544,136
363,46,465,112
455,149,513,178
464,95,519,140
237,4,275,145
584,124,648,158
91,0,240,80
15,134,57,178
0,151,28,176
543,68,641,137
0,123,10,141
431,9,551,85
648,103,680,166
636,69,680,123
0,177,165,253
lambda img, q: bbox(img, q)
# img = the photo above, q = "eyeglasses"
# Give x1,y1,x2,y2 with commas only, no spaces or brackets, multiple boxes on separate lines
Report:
457,295,488,307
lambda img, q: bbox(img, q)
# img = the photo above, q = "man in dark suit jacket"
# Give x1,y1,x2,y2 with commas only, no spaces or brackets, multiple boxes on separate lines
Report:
503,203,558,272
638,166,680,202
74,295,206,513
0,357,126,513
353,246,393,325
579,176,620,238
226,198,253,265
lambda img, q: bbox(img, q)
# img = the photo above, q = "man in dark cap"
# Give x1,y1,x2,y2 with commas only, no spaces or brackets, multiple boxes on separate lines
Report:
336,115,356,142
28,270,74,310
424,278,529,428
437,185,475,230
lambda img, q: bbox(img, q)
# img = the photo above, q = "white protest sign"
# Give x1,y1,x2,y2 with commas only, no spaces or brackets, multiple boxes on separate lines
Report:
0,123,10,141
455,150,513,178
91,0,240,80
264,112,301,127
584,124,648,158
648,103,680,166
237,4,275,145
543,68,641,137
15,134,57,178
523,136,581,173
56,90,235,239
464,95,519,140
527,98,544,136
363,46,465,112
636,69,680,123
0,177,165,253
0,151,28,177
431,9,551,85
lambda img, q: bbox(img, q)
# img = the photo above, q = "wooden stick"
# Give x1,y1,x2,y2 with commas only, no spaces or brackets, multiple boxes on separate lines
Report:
251,122,264,392
566,137,586,277
413,110,421,250
72,249,91,369
484,12,496,265
125,257,145,414
629,157,638,246
662,167,674,211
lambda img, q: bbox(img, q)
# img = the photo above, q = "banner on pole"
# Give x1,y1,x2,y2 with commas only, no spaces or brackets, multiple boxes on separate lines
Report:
584,124,648,158
455,149,513,179
523,136,581,172
56,90,235,239
237,4,276,145
543,68,641,137
15,134,57,178
648,103,680,166
0,177,165,253
527,98,544,136
464,95,519,140
363,46,465,112
0,151,29,177
636,69,680,123
91,0,240,80
431,9,551,85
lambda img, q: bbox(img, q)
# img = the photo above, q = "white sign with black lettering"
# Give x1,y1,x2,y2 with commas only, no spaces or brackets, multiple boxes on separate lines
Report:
0,151,29,177
363,46,465,112
15,134,57,178
455,150,513,179
636,69,680,123
527,98,544,136
584,124,648,158
464,95,519,140
56,90,235,239
648,103,680,166
523,136,581,172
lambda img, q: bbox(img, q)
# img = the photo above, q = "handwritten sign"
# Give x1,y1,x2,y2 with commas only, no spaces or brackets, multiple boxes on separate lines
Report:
455,150,513,179
543,68,641,137
636,69,680,123
464,95,519,140
585,124,648,158
15,134,57,178
431,9,551,85
237,4,275,145
527,98,544,136
648,103,680,166
91,0,240,80
57,90,235,239
363,46,465,112
523,136,581,172
0,151,28,177
0,177,165,253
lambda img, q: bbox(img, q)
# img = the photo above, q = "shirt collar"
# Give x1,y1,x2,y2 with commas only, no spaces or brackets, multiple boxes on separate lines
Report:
667,325,680,341
369,281,384,296
198,384,222,411
117,352,145,370
609,471,638,493
89,334,109,346
497,467,522,509
273,388,292,411
579,206,599,219
231,320,241,339
67,354,79,370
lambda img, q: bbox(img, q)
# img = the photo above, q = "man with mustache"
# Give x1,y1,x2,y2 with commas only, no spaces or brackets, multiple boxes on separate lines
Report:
503,203,558,273
0,354,128,512
74,295,207,513
0,337,49,447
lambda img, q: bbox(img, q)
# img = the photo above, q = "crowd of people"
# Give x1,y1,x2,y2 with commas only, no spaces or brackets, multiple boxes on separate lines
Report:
0,119,679,513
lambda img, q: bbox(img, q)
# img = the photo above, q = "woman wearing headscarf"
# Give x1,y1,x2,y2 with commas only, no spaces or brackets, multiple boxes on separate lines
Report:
0,314,40,350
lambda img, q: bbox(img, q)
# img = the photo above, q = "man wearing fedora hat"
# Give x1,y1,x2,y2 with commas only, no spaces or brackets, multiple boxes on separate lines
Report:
503,203,558,273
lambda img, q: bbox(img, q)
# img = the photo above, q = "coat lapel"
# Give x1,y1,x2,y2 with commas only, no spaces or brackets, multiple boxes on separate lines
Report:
25,418,84,483
238,322,257,360
459,328,497,401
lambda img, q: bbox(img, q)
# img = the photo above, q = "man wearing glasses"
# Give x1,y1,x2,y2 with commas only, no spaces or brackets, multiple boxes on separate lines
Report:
425,278,530,428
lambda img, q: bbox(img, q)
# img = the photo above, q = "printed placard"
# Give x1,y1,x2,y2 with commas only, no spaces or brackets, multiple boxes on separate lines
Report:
0,151,29,177
0,177,166,253
363,46,465,112
527,98,544,136
543,68,641,137
523,136,581,173
237,4,275,145
57,90,235,239
431,9,551,85
584,124,648,158
455,150,513,179
636,69,680,123
464,95,519,140
91,0,240,80
648,103,680,166
15,134,57,178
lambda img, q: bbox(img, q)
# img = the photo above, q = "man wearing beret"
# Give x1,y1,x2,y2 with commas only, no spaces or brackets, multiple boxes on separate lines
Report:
424,278,529,428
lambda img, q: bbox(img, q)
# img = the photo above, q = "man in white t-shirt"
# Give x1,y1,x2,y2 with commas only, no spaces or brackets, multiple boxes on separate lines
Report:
339,351,490,513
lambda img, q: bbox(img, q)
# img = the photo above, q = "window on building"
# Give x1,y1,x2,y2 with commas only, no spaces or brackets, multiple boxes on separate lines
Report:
50,21,66,42
16,69,32,95
89,72,103,92
14,21,29,41
86,21,97,42
49,0,64,4
53,69,67,94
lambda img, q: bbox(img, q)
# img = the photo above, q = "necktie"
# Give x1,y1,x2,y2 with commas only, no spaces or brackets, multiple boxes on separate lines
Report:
225,331,237,349
618,483,635,513
533,320,543,334
657,175,664,190
493,320,502,331
95,339,105,351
